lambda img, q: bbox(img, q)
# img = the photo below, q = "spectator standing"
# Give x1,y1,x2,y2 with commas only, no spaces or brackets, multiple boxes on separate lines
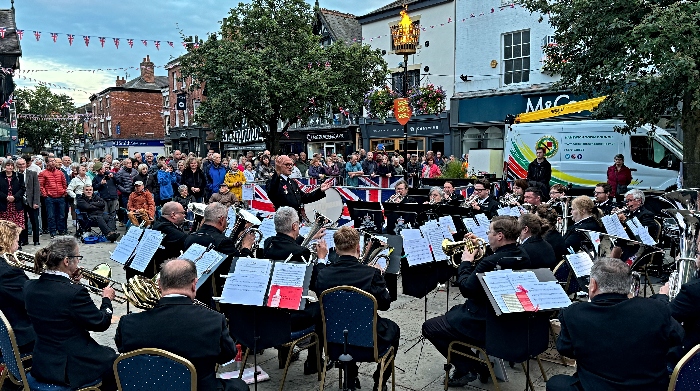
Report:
256,155,275,182
0,160,25,247
205,153,227,201
66,165,91,206
38,157,67,237
156,162,177,205
376,155,392,177
224,160,245,201
243,162,256,183
323,157,340,179
526,147,552,193
308,158,323,179
361,151,377,178
406,154,421,185
607,154,632,199
134,164,151,196
181,157,207,203
390,157,405,177
92,162,119,219
133,151,143,165
435,151,445,168
295,152,309,176
421,156,442,178
28,156,43,173
344,154,363,187
16,158,40,246
168,150,182,171
115,158,138,224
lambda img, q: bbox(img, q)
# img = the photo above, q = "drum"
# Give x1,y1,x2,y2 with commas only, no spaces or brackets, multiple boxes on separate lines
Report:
304,187,343,225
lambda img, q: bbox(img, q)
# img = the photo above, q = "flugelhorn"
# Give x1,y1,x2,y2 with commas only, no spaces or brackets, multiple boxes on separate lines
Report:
461,193,479,208
442,237,486,268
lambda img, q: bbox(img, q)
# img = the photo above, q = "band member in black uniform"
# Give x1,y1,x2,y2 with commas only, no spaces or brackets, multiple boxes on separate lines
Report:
0,220,35,354
184,202,256,306
116,259,249,391
386,179,416,204
546,258,683,391
424,186,447,205
593,183,618,216
535,205,567,265
147,201,189,278
466,179,499,218
518,213,556,269
442,181,464,206
563,196,605,253
422,216,530,387
266,155,330,214
25,237,118,390
618,189,661,239
315,226,399,391
523,187,544,209
262,206,328,373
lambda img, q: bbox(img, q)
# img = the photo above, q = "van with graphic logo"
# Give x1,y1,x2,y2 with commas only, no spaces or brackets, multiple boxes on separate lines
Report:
504,119,682,191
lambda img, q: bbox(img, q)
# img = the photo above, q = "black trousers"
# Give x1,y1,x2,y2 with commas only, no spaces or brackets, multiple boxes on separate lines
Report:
89,213,115,236
422,314,482,374
21,206,40,244
220,378,249,391
546,374,584,391
40,196,48,233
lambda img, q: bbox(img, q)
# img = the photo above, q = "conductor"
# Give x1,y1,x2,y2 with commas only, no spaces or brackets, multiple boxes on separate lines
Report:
266,155,330,214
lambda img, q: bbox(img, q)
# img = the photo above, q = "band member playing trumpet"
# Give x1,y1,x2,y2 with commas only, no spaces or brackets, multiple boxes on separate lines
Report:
593,183,618,215
116,259,249,391
467,179,499,218
316,226,400,391
127,180,155,227
386,179,416,204
25,237,118,390
422,216,530,387
518,213,557,270
546,258,683,391
443,181,464,206
618,189,661,239
262,206,327,373
424,187,446,205
0,220,35,354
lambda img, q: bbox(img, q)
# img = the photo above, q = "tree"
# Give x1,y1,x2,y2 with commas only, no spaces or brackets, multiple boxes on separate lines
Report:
522,0,700,186
180,0,388,153
15,85,81,154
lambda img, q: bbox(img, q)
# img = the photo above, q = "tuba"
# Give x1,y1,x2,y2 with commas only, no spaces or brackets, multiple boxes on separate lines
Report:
442,237,486,268
229,208,263,253
300,210,332,263
663,189,700,212
664,209,700,300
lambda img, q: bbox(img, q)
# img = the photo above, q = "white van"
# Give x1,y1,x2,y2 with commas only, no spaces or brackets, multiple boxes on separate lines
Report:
504,119,682,191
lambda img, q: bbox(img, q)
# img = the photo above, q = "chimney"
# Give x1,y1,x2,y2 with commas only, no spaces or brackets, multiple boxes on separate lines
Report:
115,76,126,87
140,55,155,83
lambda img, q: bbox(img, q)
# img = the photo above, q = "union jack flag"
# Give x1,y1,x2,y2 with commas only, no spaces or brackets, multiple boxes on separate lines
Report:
99,37,105,47
83,36,90,47
0,28,6,38
113,38,120,49
167,41,174,47
67,34,74,46
51,33,58,42
154,41,160,50
16,30,23,40
358,176,401,189
33,31,40,41
127,39,134,48
141,40,148,47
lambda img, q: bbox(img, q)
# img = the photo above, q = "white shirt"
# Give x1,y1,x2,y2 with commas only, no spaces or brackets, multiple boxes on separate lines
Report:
244,170,256,183
44,270,71,279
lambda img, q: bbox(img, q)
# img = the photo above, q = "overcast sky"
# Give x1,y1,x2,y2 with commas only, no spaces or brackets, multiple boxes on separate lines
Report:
13,0,381,105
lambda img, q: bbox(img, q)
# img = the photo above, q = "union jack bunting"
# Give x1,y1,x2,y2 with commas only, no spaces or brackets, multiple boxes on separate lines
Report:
167,41,174,47
67,34,74,46
99,37,105,47
127,39,134,48
33,31,40,41
154,41,160,50
113,38,120,49
141,40,148,47
51,33,58,42
15,30,23,40
83,36,90,47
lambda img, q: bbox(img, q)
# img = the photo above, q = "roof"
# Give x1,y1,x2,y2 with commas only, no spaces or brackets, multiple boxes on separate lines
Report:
122,75,168,90
318,8,361,44
358,0,453,23
0,9,21,57
364,0,421,16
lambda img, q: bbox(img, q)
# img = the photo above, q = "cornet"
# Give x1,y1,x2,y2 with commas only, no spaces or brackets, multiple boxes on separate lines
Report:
461,193,479,208
442,237,487,268
386,193,405,203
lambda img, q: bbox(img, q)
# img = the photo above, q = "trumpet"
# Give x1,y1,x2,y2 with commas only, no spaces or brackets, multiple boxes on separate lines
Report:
461,193,479,208
386,193,405,204
610,206,630,216
442,237,487,268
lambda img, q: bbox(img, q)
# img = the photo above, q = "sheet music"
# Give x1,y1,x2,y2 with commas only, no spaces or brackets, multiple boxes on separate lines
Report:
324,229,336,249
438,216,457,234
482,270,516,313
270,262,306,287
601,214,630,239
224,207,237,237
463,214,490,242
268,262,307,309
626,217,656,245
502,294,525,312
129,229,164,272
497,206,522,217
299,225,311,238
566,252,594,278
420,222,448,261
519,281,572,310
196,250,226,276
507,271,539,286
242,184,254,201
110,226,142,264
401,229,434,266
587,231,601,255
257,217,277,243
220,258,273,305
181,243,207,263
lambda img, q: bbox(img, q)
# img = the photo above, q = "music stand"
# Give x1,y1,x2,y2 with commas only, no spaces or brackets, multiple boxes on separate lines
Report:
346,200,383,234
384,202,425,235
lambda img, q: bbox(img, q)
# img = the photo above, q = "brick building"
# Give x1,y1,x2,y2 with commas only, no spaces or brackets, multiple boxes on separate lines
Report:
88,55,168,159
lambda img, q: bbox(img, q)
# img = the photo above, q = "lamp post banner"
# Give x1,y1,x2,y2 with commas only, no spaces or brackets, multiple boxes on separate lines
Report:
393,98,412,126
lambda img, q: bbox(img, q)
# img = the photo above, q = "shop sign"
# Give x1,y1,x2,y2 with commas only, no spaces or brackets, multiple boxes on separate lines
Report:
365,119,445,138
222,125,266,144
113,140,164,147
393,98,412,126
306,132,347,142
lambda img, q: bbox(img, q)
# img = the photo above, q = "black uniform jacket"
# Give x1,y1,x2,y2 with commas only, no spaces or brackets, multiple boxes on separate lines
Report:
557,293,683,391
0,259,34,348
656,278,700,360
115,296,237,391
445,243,530,343
24,273,116,388
520,235,557,270
596,199,618,216
150,216,189,275
628,205,661,239
563,216,604,253
266,173,325,212
473,195,499,218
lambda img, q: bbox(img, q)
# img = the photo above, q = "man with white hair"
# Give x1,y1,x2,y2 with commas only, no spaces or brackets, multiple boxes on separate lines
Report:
617,188,661,239
266,155,330,215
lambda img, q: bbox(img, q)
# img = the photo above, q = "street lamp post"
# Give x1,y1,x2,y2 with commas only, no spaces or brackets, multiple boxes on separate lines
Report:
390,6,419,169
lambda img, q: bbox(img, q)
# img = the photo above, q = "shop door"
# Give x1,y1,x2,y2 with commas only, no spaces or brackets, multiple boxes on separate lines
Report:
431,141,445,155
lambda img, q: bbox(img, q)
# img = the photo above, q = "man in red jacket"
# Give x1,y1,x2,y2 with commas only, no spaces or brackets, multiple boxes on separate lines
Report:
39,158,68,237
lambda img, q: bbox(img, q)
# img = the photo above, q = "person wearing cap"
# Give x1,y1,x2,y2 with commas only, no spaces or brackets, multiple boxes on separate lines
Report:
208,183,238,208
126,181,155,228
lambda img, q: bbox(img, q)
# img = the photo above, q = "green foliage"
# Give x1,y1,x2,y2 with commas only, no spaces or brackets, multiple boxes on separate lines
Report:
15,86,80,154
522,0,700,185
363,86,399,122
440,161,465,179
180,0,388,152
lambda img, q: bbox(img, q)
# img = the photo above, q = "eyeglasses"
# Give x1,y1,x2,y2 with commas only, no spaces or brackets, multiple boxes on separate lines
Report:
473,188,486,192
550,191,560,195
68,255,83,260
593,191,606,195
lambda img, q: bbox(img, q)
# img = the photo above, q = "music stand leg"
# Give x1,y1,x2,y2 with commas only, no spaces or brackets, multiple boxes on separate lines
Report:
253,308,259,391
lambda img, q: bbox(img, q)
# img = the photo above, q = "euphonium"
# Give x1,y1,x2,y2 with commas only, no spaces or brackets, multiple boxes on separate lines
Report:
123,275,213,310
386,193,405,203
360,234,391,266
301,210,332,263
442,237,486,268
230,208,263,253
664,209,700,300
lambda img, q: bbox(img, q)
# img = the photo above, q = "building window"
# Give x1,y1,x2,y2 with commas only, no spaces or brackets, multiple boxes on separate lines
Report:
107,120,112,137
503,30,530,85
391,69,420,96
172,73,177,91
106,97,110,108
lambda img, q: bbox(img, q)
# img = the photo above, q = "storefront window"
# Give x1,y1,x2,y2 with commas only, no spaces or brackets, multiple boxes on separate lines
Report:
118,147,129,159
370,137,425,156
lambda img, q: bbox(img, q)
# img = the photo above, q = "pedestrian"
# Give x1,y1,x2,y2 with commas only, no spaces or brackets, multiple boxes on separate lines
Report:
38,157,68,237
607,154,632,200
527,146,552,193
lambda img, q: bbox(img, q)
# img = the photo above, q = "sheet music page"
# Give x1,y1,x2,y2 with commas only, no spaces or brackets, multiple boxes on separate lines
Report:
257,217,277,243
110,226,142,264
519,281,572,310
129,229,164,272
627,217,656,245
463,214,490,242
181,243,207,263
497,207,520,217
242,184,254,201
507,271,539,286
502,294,525,312
220,258,273,305
401,229,434,266
438,216,457,234
267,262,307,309
224,207,237,237
601,214,630,239
566,252,594,278
587,231,601,254
196,250,226,277
324,229,336,249
482,270,516,313
420,222,448,261
299,225,311,238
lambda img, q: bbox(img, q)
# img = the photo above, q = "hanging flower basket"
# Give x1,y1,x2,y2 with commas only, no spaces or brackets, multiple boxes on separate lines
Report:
364,86,400,122
408,84,447,116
